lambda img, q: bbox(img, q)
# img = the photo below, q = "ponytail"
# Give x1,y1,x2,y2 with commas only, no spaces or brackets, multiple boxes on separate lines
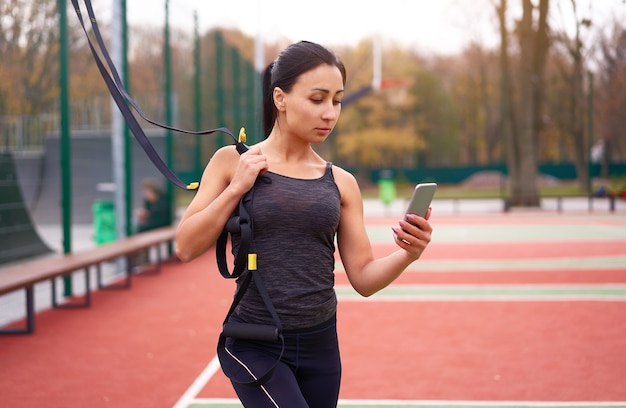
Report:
262,62,276,138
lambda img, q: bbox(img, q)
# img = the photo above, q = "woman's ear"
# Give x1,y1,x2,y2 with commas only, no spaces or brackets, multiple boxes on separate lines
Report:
273,87,285,111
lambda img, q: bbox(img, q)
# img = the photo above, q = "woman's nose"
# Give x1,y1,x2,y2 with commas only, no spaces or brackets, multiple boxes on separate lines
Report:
322,103,339,121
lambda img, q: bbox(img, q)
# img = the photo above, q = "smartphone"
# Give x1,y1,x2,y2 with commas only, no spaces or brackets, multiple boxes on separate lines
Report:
404,182,437,219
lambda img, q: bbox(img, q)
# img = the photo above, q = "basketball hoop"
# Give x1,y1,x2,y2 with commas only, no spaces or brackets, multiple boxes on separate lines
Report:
379,78,409,107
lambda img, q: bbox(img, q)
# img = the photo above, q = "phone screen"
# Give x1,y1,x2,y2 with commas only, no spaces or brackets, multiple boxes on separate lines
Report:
405,183,437,218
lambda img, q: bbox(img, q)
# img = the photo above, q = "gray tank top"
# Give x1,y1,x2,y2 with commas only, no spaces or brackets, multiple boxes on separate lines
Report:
231,162,341,330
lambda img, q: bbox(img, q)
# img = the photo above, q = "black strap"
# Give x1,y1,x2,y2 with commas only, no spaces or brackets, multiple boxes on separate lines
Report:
216,187,253,279
70,0,237,190
214,150,284,386
216,209,286,386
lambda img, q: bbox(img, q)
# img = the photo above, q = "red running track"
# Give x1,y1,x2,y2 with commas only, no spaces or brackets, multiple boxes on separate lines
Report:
0,214,625,407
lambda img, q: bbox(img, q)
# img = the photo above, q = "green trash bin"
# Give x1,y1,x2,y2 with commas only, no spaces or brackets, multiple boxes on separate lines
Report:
92,200,116,245
378,170,396,207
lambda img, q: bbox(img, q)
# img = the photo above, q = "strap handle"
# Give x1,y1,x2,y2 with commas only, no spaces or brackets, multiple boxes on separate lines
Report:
216,269,285,387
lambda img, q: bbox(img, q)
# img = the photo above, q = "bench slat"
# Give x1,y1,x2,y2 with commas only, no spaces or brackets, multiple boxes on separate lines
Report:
1,225,177,334
0,226,176,296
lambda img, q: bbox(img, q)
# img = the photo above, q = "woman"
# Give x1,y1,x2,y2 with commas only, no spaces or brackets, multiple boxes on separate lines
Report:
176,41,432,407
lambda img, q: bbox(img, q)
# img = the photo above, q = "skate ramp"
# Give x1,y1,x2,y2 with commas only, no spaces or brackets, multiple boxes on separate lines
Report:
27,130,169,225
0,152,52,264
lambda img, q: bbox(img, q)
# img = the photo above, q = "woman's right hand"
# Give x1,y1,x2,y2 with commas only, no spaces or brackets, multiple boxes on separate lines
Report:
229,147,268,195
176,145,266,262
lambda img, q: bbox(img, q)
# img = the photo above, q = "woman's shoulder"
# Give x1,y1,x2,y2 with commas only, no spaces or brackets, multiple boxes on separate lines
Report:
329,164,355,181
206,144,240,169
213,144,240,160
330,164,360,197
197,144,240,185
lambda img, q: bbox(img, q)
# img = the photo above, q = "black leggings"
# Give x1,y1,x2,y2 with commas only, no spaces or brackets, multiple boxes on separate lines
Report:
223,315,341,407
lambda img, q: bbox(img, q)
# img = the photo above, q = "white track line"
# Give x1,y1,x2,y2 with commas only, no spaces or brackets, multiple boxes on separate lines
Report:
185,397,626,407
172,355,221,408
173,284,626,407
334,401,626,407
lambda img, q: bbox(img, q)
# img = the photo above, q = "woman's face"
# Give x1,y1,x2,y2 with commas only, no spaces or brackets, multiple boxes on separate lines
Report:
144,187,158,202
277,64,344,145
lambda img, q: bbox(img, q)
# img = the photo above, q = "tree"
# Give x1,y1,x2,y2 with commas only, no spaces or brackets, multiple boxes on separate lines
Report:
412,66,461,167
498,0,551,207
0,0,112,130
333,41,425,178
595,20,626,167
453,44,501,165
0,0,59,115
551,0,592,192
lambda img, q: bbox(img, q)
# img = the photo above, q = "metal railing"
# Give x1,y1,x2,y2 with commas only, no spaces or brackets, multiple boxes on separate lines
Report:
0,114,56,153
1,95,168,153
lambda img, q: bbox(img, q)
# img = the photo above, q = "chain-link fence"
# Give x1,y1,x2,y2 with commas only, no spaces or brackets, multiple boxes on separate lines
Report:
0,114,57,153
0,95,171,154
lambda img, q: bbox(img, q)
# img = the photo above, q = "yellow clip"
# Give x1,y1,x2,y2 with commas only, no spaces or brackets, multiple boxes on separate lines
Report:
248,253,257,271
186,182,199,190
238,127,246,143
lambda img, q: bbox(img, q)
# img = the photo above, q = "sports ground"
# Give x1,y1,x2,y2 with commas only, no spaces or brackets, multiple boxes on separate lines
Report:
1,208,625,408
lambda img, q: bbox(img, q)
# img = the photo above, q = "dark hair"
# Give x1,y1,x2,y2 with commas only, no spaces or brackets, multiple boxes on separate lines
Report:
142,178,163,195
261,41,347,137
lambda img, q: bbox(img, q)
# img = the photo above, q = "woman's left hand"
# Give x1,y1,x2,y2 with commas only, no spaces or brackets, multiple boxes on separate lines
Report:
392,208,432,259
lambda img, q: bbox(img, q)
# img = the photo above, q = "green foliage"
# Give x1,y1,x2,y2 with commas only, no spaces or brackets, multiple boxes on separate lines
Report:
394,182,585,200
335,127,423,169
609,175,626,196
2,1,626,186
0,0,60,114
412,69,462,166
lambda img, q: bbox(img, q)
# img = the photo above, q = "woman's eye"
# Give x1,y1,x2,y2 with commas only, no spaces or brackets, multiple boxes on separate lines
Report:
333,100,342,105
311,99,323,104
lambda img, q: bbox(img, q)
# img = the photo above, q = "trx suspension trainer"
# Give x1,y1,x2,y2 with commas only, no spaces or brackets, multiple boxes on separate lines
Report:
71,0,283,386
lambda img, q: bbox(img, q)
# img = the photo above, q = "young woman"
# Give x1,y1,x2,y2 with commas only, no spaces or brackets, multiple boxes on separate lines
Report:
176,41,432,407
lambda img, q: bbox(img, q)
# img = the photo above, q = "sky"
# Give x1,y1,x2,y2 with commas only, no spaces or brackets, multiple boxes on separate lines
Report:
96,0,625,56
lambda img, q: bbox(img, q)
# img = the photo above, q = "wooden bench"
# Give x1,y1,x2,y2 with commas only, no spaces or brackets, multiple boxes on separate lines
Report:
0,225,177,335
